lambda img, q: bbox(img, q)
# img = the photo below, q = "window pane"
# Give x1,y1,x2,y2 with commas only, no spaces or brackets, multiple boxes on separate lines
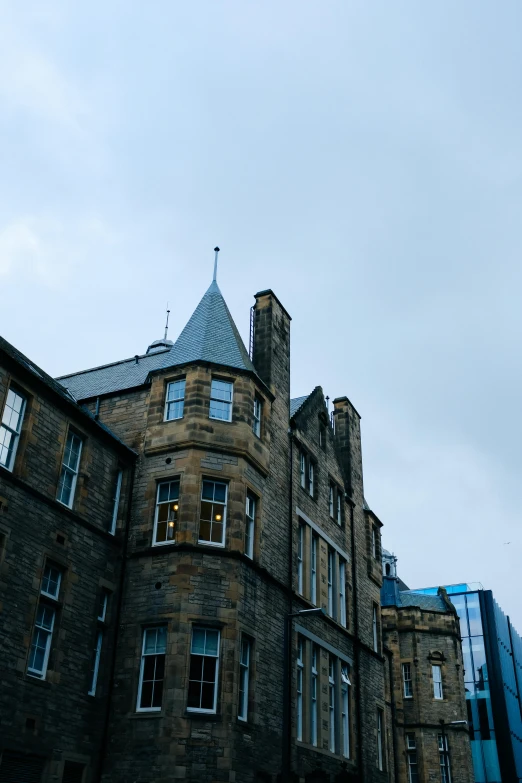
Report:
466,593,483,636
204,630,219,656
192,629,207,655
210,380,233,402
202,481,215,501
187,680,202,709
214,483,227,503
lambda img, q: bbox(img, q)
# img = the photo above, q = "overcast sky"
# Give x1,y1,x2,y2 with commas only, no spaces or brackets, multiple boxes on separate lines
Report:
1,1,521,628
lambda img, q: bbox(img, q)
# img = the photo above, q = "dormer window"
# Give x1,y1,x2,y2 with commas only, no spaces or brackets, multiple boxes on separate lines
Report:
209,380,233,422
165,379,186,421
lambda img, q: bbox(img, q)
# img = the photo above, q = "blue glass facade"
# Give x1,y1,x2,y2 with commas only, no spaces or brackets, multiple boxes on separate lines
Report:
405,585,522,783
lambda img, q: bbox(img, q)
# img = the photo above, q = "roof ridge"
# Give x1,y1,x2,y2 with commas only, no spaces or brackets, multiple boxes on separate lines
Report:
57,348,171,380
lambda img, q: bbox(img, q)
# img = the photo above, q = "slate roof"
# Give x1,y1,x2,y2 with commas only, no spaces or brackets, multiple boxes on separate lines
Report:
0,336,134,454
381,582,448,612
290,394,310,418
58,281,255,401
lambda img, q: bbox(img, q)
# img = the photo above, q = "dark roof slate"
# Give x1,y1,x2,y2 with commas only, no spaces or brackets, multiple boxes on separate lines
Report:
290,394,311,418
399,592,447,612
58,281,255,400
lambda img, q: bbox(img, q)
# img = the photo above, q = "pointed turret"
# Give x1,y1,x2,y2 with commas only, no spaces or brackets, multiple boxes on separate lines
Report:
167,280,255,372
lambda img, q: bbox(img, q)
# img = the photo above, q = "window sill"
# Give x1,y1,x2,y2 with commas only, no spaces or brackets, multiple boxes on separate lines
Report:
296,740,355,764
185,711,222,722
129,711,164,720
25,673,51,688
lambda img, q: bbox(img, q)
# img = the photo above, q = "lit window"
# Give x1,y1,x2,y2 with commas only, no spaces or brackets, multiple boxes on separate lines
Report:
406,734,419,783
165,379,186,421
308,461,314,498
187,627,220,713
245,492,256,559
136,626,167,712
311,645,318,746
329,656,336,752
373,605,379,653
403,663,413,698
377,709,384,771
341,665,351,758
28,605,55,679
329,484,334,517
297,637,304,741
199,480,227,546
311,534,318,604
109,469,123,535
41,564,62,599
438,734,451,783
300,452,306,489
327,549,334,616
339,560,347,627
297,524,304,595
0,387,26,471
209,379,233,422
57,431,83,508
253,396,262,438
238,637,252,721
153,480,180,545
432,665,443,700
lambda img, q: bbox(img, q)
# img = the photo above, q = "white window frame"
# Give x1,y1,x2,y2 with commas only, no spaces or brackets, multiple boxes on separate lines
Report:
339,560,347,627
252,396,261,438
209,379,233,422
57,431,83,508
403,662,413,698
311,645,318,746
98,591,109,623
329,483,334,517
329,656,336,752
0,387,26,471
327,548,334,616
164,378,186,421
377,708,384,771
297,637,304,741
153,479,180,546
238,637,251,722
109,469,123,535
311,533,317,605
136,626,167,713
432,664,443,700
300,452,306,489
297,524,304,595
88,629,103,696
28,604,55,679
199,479,227,547
341,665,351,758
41,564,62,600
406,734,419,783
337,490,342,525
373,605,379,653
245,492,256,559
187,627,220,714
438,734,452,783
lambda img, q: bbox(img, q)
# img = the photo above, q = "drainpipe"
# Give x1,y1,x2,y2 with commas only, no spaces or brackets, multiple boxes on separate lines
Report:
96,460,135,782
385,647,399,783
282,427,295,780
349,499,363,781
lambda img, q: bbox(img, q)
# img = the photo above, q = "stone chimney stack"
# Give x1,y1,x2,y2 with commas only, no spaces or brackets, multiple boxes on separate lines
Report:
252,290,291,405
332,396,364,504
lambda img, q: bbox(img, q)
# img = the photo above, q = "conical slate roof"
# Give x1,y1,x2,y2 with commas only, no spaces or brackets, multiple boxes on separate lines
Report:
57,280,255,400
167,280,255,372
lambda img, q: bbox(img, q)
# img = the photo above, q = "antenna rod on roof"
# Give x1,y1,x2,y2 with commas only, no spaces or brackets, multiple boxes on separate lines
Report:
213,246,220,282
164,303,170,340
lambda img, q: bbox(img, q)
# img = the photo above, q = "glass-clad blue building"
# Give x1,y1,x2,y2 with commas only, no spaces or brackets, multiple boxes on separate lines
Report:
404,584,522,783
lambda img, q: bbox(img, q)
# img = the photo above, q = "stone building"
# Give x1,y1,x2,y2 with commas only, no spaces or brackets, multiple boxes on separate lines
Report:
0,337,135,782
381,555,474,783
0,268,474,783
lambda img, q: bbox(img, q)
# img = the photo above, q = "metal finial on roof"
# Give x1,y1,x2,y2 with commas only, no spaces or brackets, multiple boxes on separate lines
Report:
164,303,170,340
213,247,220,282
